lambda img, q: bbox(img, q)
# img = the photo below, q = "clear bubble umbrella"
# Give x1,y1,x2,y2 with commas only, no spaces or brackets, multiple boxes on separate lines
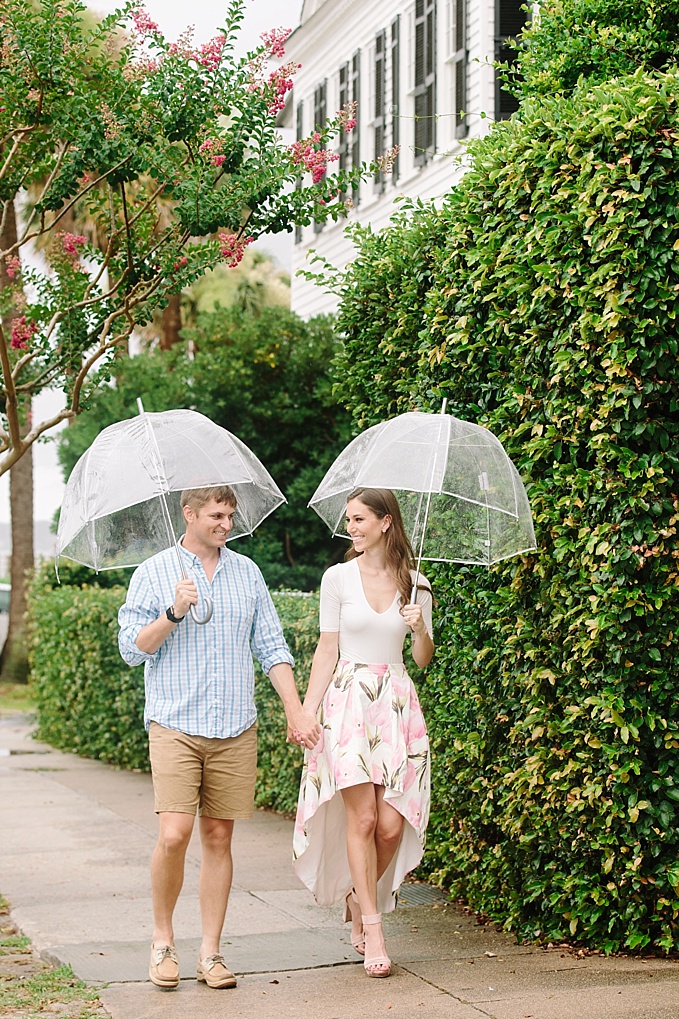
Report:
56,401,285,623
309,402,536,598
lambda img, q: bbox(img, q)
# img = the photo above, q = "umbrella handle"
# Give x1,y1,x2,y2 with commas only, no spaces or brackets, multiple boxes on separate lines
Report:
190,597,213,625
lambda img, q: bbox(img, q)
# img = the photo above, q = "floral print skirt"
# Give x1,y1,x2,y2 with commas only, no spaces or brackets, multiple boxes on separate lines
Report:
292,659,430,913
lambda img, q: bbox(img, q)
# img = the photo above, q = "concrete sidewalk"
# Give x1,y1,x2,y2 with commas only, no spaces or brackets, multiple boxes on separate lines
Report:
1,713,678,1019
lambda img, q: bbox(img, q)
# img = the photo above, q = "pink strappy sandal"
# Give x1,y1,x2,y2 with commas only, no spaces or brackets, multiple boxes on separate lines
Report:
342,889,365,955
361,913,391,978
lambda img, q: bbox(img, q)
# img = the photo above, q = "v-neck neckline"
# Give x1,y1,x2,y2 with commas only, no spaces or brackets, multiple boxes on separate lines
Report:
352,558,399,616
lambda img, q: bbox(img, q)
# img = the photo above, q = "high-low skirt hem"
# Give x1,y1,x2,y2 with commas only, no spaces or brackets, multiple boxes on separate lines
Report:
292,659,430,914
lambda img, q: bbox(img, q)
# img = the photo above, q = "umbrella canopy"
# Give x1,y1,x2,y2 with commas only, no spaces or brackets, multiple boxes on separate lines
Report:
309,410,536,567
57,407,285,572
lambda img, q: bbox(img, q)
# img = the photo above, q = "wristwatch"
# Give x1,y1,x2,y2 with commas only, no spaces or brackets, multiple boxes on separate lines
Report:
165,605,185,623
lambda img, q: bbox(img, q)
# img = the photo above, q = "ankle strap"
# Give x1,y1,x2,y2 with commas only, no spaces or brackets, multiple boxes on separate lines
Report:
361,913,382,924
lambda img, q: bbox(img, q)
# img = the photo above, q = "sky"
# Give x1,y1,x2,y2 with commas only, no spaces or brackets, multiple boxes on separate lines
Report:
0,0,304,529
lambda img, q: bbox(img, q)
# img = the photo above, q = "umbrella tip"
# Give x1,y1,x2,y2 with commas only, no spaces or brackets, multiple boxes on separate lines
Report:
136,397,145,415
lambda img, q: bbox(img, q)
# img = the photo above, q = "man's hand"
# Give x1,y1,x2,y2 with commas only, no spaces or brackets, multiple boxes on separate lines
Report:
173,578,198,618
268,663,321,751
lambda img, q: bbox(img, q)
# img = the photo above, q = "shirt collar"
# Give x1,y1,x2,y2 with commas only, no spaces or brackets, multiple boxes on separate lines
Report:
177,536,230,569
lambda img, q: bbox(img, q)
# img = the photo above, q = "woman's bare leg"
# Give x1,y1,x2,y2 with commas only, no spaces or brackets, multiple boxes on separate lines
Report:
341,783,390,972
375,786,404,881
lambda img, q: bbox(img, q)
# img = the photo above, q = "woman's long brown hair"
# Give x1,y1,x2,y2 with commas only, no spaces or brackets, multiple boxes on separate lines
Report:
344,487,430,607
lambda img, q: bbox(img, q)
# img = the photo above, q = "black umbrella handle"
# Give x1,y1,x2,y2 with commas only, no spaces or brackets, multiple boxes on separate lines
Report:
190,597,213,625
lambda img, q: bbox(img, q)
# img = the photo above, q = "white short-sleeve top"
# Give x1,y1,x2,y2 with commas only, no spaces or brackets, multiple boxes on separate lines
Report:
319,558,433,664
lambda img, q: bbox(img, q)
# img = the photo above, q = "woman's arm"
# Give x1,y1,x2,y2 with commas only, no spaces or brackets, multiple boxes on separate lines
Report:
302,631,340,715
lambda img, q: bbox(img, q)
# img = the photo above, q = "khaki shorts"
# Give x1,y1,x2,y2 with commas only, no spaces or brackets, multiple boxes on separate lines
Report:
148,721,258,819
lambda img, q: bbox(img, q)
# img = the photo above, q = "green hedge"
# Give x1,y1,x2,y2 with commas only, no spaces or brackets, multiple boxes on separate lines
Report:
27,562,318,804
252,592,318,813
331,70,679,952
27,576,148,769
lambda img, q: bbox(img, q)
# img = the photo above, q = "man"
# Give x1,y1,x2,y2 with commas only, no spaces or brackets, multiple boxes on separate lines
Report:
118,485,320,990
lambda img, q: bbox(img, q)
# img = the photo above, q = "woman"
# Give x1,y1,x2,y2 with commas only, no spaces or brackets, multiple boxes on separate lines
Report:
292,487,434,978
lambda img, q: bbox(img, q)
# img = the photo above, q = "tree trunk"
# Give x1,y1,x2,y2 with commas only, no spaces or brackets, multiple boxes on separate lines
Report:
160,292,182,350
0,198,35,682
0,437,33,682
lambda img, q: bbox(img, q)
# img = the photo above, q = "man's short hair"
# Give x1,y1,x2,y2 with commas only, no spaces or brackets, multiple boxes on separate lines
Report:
180,486,238,511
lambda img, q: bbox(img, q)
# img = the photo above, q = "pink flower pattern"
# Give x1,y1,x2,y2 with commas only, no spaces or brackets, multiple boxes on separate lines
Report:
293,660,430,900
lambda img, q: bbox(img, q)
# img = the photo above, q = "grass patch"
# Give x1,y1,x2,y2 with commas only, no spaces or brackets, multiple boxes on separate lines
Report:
0,965,104,1017
0,682,36,716
0,895,106,1018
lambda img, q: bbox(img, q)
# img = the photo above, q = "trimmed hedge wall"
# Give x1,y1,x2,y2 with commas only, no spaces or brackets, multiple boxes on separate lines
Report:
331,70,679,952
27,562,317,809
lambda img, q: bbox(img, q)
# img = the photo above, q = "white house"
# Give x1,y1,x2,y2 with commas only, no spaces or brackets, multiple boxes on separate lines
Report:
280,0,529,316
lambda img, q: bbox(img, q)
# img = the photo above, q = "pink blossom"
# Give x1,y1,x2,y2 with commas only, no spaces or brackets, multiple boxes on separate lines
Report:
4,255,20,279
173,256,188,270
133,55,159,75
289,135,339,183
211,154,226,167
260,27,291,59
167,27,195,61
218,232,253,267
337,101,358,133
60,233,86,258
130,8,159,36
266,62,300,114
199,139,215,152
376,145,400,175
196,33,226,69
11,316,38,350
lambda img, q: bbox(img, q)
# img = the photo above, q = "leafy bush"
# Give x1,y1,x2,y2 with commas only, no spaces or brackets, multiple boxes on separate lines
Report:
331,70,679,952
27,562,319,802
27,573,147,769
253,592,319,812
514,0,679,100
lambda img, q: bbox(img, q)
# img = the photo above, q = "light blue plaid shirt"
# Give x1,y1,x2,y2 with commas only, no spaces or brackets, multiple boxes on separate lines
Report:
118,540,294,738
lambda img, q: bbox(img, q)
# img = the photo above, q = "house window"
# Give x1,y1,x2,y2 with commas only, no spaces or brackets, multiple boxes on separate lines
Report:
495,0,529,120
294,101,304,245
451,0,467,138
313,81,327,233
338,61,350,177
374,30,387,193
391,17,400,182
414,0,436,166
351,50,361,205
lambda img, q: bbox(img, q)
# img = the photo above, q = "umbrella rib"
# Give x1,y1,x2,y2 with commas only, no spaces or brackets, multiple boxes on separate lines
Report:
438,490,519,517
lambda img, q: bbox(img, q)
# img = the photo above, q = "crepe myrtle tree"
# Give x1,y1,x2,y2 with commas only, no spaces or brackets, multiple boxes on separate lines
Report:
0,0,371,473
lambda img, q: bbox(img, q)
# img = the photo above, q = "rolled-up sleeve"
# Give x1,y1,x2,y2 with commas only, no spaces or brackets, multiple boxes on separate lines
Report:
250,571,294,675
118,566,159,667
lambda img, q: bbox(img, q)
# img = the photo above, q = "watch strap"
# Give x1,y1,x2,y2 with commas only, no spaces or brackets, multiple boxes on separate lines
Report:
165,605,185,623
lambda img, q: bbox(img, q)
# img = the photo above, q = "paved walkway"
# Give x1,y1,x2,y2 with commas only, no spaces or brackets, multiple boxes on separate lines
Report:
1,713,678,1019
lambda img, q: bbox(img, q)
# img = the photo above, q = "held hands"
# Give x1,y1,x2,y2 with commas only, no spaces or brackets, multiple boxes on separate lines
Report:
172,578,198,619
286,706,321,751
